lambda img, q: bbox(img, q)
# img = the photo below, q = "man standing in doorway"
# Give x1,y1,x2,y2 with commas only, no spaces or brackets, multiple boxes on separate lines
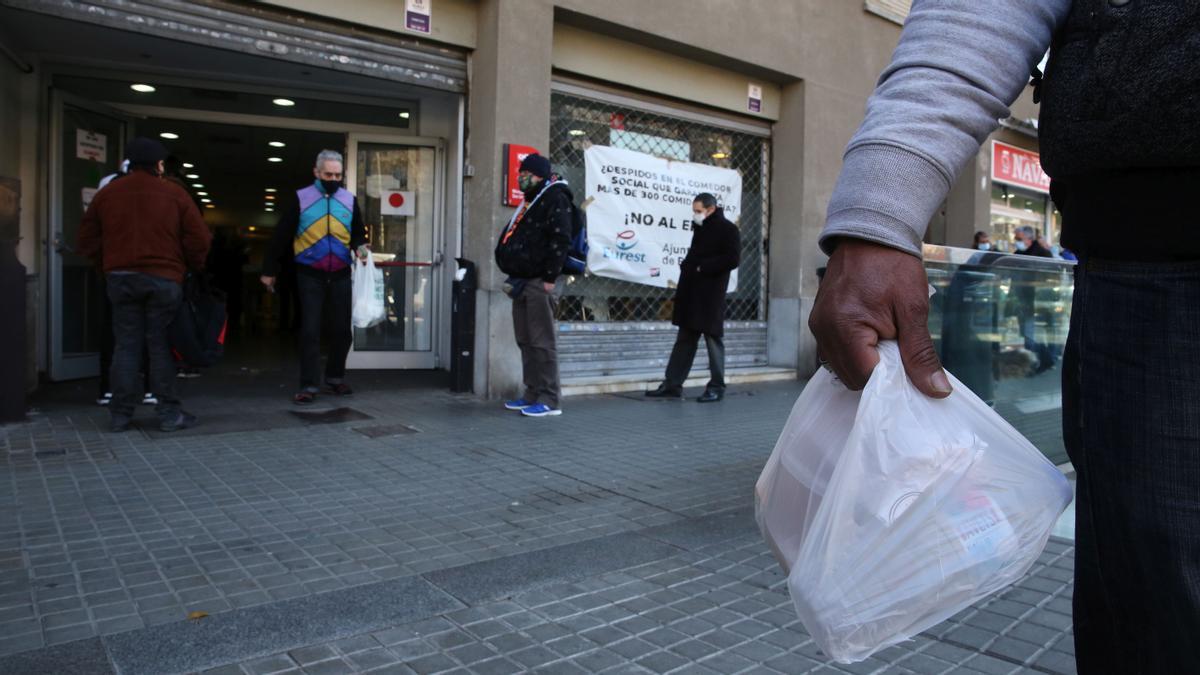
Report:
646,193,740,402
261,149,368,405
494,153,573,418
77,137,211,432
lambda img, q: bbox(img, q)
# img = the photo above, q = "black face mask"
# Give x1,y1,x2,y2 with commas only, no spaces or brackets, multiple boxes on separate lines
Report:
319,179,341,194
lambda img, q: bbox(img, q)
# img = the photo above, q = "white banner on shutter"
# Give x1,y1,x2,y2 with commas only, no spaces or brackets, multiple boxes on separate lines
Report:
584,145,741,291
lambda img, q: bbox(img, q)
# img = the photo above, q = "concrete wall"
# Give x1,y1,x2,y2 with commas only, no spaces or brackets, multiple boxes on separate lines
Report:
263,0,480,48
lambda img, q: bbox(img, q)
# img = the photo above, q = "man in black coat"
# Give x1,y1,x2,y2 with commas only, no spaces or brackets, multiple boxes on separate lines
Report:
646,193,740,402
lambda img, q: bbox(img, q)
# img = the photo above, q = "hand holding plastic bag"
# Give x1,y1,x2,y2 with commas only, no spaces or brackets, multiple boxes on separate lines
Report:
755,341,1072,663
351,256,386,329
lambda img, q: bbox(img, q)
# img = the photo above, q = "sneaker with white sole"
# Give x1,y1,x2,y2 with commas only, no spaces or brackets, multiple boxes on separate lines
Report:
97,392,113,406
521,403,562,417
142,393,159,405
504,398,534,411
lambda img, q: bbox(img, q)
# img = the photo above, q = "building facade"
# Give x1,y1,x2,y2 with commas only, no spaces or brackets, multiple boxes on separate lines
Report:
0,0,1047,399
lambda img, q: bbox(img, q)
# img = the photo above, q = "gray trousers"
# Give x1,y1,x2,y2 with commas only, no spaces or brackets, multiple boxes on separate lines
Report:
513,281,561,408
664,327,726,392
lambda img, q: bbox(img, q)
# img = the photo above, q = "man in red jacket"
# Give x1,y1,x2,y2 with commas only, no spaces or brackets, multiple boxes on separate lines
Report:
77,137,212,432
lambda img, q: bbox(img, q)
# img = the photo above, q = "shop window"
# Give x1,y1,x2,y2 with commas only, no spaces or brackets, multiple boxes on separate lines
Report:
990,183,1061,252
549,91,769,323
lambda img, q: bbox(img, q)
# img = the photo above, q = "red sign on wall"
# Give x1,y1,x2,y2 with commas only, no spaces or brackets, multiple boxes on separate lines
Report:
503,144,540,207
991,141,1050,194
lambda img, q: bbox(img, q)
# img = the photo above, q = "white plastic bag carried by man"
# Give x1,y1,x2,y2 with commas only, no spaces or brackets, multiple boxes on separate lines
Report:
351,256,386,329
755,341,1072,663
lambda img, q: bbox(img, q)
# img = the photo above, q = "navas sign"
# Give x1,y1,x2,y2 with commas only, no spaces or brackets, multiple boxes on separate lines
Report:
991,141,1050,194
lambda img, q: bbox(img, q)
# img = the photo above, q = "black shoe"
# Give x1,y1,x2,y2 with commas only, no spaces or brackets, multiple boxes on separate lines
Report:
159,412,197,433
110,416,132,433
697,389,724,403
645,384,682,398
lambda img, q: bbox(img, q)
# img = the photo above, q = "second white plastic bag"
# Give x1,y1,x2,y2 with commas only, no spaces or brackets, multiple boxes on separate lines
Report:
754,341,1072,663
351,256,386,329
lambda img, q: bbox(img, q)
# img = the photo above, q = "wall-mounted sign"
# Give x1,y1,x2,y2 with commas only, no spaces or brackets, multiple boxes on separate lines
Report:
381,190,415,216
748,84,763,114
503,143,539,207
405,0,431,34
76,130,107,162
991,141,1050,194
584,144,741,291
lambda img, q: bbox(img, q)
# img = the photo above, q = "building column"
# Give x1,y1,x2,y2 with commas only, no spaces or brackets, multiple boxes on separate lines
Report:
464,0,554,399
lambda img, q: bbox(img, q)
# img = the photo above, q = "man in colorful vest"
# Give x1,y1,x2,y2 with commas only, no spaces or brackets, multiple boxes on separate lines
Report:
261,149,368,405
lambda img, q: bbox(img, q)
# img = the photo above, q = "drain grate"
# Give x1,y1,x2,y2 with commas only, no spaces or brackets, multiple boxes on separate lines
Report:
352,423,420,439
288,407,374,425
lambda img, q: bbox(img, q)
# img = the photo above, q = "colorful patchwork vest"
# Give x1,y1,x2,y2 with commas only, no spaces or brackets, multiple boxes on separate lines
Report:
294,181,354,272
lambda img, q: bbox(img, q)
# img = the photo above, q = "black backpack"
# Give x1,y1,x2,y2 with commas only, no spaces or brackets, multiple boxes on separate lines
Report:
562,199,588,275
170,274,227,368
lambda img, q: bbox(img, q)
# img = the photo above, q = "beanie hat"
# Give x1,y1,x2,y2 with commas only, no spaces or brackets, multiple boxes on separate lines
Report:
125,137,168,166
519,153,551,179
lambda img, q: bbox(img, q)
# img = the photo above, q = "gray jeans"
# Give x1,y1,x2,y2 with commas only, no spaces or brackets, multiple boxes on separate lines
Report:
664,326,726,392
513,280,561,408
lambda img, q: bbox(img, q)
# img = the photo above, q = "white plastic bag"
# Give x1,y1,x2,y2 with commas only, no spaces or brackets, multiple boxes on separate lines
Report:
351,257,386,328
755,341,1072,663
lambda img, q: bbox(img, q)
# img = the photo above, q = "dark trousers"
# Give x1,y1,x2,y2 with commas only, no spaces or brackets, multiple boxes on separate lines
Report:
663,327,725,392
296,271,352,390
99,279,150,397
513,281,560,408
106,273,182,420
1064,258,1200,674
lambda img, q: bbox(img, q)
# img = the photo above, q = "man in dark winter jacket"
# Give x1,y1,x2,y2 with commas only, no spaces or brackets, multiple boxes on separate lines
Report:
646,193,740,402
261,149,368,405
494,153,572,417
808,2,1199,671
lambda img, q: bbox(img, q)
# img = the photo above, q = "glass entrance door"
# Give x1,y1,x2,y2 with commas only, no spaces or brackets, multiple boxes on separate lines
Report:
49,92,130,380
345,135,444,369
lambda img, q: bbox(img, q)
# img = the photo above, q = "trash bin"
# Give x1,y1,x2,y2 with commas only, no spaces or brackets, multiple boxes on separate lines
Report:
450,258,476,393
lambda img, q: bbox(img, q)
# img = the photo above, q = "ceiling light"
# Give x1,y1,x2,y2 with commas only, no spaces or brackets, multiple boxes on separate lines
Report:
196,191,208,196
711,152,729,159
200,198,211,204
272,98,295,107
265,195,275,201
265,208,274,212
192,183,204,188
130,84,156,93
399,112,410,119
265,188,277,193
205,204,215,209
568,130,586,137
249,226,257,232
268,157,283,163
182,162,194,169
268,141,285,148
159,132,179,140
185,173,199,179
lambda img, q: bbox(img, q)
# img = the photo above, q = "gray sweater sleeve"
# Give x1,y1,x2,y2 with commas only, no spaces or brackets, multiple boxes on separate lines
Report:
820,0,1072,257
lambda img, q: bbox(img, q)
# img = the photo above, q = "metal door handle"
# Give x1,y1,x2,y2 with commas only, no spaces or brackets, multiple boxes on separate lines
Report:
54,233,73,255
433,251,444,267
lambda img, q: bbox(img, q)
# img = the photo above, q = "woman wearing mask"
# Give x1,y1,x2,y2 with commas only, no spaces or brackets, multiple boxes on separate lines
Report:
973,231,992,251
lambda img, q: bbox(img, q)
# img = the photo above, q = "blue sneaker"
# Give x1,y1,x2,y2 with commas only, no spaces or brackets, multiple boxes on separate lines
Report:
521,403,562,417
504,398,534,411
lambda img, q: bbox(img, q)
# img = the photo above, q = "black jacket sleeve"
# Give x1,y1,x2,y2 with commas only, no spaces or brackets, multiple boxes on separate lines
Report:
697,223,741,277
262,197,299,277
350,200,367,251
540,192,574,282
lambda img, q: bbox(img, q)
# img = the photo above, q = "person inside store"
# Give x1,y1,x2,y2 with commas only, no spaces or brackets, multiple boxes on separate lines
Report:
973,230,992,251
808,1,1200,671
260,149,369,405
1013,225,1052,257
494,153,573,418
77,137,211,433
645,193,741,403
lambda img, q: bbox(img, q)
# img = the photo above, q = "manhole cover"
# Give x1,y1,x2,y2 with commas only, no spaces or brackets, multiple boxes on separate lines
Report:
288,407,374,425
353,423,419,439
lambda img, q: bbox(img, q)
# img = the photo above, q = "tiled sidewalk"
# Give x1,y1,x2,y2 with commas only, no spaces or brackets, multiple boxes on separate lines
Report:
0,370,1076,673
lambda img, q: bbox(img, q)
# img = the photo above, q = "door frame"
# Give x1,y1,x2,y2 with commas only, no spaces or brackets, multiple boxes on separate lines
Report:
344,133,447,370
47,89,132,381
